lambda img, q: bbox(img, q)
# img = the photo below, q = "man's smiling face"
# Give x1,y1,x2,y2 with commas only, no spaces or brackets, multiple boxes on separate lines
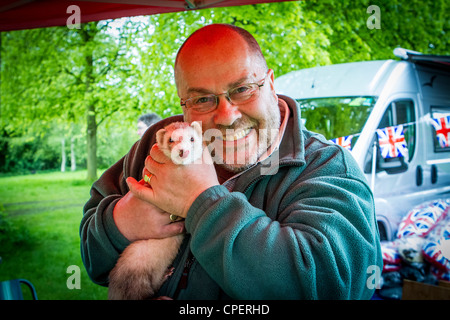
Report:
175,25,280,172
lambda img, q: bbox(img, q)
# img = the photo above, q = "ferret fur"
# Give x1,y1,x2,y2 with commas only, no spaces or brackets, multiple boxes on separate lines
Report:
108,121,203,300
156,121,203,165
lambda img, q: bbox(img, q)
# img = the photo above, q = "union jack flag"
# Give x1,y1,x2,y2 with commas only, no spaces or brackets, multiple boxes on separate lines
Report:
422,215,450,272
430,116,450,148
376,125,408,158
397,199,449,238
331,135,353,151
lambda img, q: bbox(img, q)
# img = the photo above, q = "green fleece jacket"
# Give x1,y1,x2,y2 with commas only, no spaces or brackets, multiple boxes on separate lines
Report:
80,95,382,299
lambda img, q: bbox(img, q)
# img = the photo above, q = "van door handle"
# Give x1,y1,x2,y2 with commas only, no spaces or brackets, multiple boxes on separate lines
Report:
416,165,423,186
431,164,438,184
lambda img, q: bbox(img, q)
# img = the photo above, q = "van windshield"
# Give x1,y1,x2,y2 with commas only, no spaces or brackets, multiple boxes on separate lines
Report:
297,96,376,146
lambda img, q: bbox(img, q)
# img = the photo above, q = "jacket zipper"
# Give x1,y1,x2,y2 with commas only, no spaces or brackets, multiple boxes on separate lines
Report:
173,251,195,298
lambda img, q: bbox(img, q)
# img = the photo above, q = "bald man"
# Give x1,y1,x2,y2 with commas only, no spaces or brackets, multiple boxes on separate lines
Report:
81,24,382,299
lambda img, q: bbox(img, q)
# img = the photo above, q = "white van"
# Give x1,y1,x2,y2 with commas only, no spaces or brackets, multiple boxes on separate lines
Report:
275,49,450,241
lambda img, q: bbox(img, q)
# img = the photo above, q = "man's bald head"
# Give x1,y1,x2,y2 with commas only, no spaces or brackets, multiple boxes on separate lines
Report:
174,24,268,89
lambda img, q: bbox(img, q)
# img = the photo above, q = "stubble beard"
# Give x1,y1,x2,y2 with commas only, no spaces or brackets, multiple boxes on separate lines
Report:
211,102,281,173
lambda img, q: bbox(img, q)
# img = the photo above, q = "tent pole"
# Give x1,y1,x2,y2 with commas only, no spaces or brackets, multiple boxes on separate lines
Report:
371,139,377,192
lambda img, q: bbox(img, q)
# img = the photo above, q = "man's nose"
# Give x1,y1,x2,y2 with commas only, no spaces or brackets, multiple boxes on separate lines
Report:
213,95,242,126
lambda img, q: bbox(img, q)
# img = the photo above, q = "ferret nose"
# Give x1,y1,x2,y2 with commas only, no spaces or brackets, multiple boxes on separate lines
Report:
179,149,190,158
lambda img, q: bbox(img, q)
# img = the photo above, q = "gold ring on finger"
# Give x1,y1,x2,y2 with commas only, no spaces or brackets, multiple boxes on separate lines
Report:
144,174,152,184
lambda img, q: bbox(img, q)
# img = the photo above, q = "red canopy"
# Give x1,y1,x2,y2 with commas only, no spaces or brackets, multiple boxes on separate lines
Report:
0,0,289,31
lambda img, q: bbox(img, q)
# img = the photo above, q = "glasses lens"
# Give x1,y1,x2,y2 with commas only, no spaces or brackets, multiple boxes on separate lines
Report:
229,84,259,103
183,78,265,113
188,95,217,113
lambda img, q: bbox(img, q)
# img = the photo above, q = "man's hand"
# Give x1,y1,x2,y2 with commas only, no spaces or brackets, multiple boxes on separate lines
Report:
126,144,220,218
113,178,185,242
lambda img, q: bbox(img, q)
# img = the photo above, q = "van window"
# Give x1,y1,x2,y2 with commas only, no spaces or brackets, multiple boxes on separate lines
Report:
430,106,450,153
296,96,376,148
378,100,416,161
364,99,416,174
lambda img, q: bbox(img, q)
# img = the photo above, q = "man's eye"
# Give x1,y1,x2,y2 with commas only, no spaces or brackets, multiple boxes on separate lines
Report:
194,96,215,105
233,85,252,95
169,138,174,143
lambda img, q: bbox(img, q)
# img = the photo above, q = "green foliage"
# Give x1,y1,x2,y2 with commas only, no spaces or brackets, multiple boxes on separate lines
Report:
0,21,144,176
0,0,448,175
0,127,60,173
304,0,449,64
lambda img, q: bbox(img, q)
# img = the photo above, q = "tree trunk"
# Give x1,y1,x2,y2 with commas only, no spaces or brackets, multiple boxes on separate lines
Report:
70,136,76,171
85,51,97,181
61,138,66,172
86,104,97,181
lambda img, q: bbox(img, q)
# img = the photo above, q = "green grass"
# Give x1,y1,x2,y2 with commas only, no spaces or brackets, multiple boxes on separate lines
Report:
0,170,108,300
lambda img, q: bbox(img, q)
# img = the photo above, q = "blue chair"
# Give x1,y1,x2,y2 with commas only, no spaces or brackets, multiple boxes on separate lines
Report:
0,279,38,300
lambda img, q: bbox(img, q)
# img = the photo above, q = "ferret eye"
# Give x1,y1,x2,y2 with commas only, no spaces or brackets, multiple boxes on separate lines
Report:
190,137,194,142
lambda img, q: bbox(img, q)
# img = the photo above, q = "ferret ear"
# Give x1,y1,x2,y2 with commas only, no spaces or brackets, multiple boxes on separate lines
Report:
190,121,202,135
156,128,166,146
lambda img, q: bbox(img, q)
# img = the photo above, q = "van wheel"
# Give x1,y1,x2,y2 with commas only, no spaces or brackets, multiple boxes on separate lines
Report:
377,221,388,241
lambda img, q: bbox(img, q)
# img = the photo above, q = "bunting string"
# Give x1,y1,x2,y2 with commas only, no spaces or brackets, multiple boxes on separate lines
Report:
329,116,450,156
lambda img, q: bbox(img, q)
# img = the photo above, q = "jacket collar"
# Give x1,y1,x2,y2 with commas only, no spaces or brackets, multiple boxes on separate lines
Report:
227,95,306,192
277,94,306,166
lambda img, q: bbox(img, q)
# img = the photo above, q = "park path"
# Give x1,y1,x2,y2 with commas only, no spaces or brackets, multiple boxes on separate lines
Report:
3,199,84,216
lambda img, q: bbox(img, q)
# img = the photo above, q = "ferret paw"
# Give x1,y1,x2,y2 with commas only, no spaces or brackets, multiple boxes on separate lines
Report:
164,266,175,279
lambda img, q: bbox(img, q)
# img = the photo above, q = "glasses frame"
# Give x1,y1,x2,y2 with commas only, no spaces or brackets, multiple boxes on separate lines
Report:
180,73,268,113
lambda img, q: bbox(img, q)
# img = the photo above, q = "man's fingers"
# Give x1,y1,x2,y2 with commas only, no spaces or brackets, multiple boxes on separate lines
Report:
149,143,168,164
160,221,185,238
126,177,155,203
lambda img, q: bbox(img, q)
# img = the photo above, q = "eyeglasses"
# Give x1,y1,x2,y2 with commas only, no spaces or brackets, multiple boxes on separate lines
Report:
180,74,267,114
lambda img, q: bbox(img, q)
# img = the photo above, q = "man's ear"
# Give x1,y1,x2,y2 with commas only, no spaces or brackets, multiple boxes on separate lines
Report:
156,128,166,146
267,68,277,100
190,121,202,136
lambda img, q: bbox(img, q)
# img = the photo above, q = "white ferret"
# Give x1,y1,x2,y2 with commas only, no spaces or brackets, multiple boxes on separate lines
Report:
108,121,203,300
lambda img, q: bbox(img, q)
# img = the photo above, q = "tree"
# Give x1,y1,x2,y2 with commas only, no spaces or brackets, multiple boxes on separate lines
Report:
1,21,139,180
301,0,449,64
60,21,140,180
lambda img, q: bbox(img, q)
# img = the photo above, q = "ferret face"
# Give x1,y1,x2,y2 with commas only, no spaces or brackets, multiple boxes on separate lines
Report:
156,121,203,165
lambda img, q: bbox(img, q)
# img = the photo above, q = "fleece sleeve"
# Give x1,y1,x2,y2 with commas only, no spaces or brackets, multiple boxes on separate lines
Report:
79,116,183,286
185,147,382,299
80,157,131,286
